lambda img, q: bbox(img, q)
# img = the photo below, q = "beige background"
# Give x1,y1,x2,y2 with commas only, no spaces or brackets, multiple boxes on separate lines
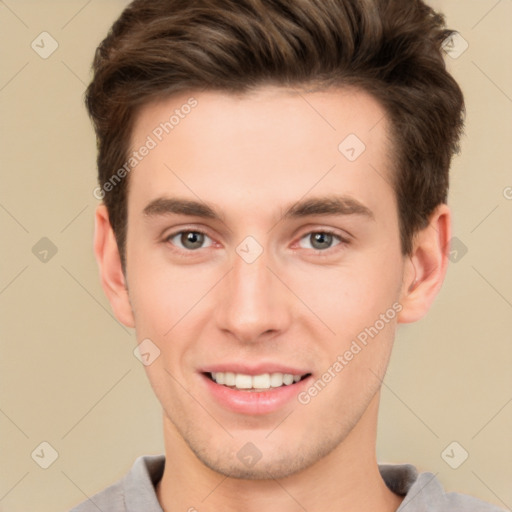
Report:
0,1,511,511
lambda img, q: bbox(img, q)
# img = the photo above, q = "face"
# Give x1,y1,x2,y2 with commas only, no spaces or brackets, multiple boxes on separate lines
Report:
123,86,408,478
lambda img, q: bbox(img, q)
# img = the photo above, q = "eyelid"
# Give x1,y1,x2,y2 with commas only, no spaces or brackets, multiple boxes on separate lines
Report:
292,228,351,256
163,226,217,250
162,223,213,239
161,225,351,254
295,226,351,244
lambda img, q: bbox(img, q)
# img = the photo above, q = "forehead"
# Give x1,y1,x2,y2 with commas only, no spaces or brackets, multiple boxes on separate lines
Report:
127,86,395,223
131,85,390,152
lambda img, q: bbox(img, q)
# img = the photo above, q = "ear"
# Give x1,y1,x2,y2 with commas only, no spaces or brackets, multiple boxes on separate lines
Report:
397,203,451,324
94,205,135,328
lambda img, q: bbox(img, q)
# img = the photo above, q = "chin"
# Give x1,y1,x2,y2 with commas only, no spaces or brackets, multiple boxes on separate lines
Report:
184,429,345,481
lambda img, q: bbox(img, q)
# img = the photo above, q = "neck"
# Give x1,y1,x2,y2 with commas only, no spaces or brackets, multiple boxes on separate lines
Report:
156,393,403,512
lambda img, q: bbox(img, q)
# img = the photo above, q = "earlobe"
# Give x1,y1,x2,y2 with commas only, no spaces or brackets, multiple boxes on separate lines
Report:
397,204,451,324
94,205,135,328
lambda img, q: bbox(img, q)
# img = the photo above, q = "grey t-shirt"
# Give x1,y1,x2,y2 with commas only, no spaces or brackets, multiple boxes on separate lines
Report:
69,454,505,511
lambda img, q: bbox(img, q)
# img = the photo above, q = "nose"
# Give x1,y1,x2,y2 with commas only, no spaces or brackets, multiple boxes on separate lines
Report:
214,248,292,344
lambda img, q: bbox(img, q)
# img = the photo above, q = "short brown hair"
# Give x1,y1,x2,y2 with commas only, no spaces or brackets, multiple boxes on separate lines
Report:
86,0,464,267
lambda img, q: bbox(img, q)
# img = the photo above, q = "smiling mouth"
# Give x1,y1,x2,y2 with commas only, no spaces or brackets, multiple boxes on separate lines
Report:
205,371,311,391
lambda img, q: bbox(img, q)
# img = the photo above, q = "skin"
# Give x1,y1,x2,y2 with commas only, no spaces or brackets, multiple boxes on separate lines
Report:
94,86,450,512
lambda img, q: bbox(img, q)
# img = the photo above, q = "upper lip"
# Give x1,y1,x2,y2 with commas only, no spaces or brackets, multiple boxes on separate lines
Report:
199,363,311,376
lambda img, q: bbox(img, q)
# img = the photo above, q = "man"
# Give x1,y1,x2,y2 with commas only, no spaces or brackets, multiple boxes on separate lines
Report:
72,0,504,510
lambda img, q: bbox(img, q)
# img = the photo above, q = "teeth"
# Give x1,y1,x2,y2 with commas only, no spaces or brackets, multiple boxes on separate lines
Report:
252,373,270,389
235,374,252,389
269,373,284,388
210,372,304,390
282,374,294,385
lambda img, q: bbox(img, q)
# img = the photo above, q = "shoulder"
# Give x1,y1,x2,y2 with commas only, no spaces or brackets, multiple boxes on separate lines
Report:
68,479,124,512
379,464,506,512
380,464,503,512
408,471,506,511
68,454,165,512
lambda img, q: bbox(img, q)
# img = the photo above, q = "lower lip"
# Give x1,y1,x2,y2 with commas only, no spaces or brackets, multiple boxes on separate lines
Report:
201,373,312,415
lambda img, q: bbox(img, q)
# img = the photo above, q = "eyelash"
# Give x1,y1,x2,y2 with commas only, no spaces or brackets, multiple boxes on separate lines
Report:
163,228,350,256
296,229,349,256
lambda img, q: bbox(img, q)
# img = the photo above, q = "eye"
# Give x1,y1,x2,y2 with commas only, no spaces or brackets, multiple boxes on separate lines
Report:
166,230,214,251
298,231,344,251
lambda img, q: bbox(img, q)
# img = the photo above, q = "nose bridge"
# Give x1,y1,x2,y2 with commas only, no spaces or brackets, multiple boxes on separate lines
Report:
215,245,289,342
232,250,271,302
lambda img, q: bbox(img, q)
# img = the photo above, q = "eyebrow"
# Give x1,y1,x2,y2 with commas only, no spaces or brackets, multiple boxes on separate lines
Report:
283,196,374,220
143,195,374,222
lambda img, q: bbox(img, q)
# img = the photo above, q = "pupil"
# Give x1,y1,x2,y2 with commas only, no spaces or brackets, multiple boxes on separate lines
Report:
312,232,332,250
182,232,204,249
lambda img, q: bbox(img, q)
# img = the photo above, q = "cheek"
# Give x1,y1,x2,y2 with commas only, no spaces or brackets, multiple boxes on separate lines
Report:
288,250,403,338
128,268,200,395
127,256,222,364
